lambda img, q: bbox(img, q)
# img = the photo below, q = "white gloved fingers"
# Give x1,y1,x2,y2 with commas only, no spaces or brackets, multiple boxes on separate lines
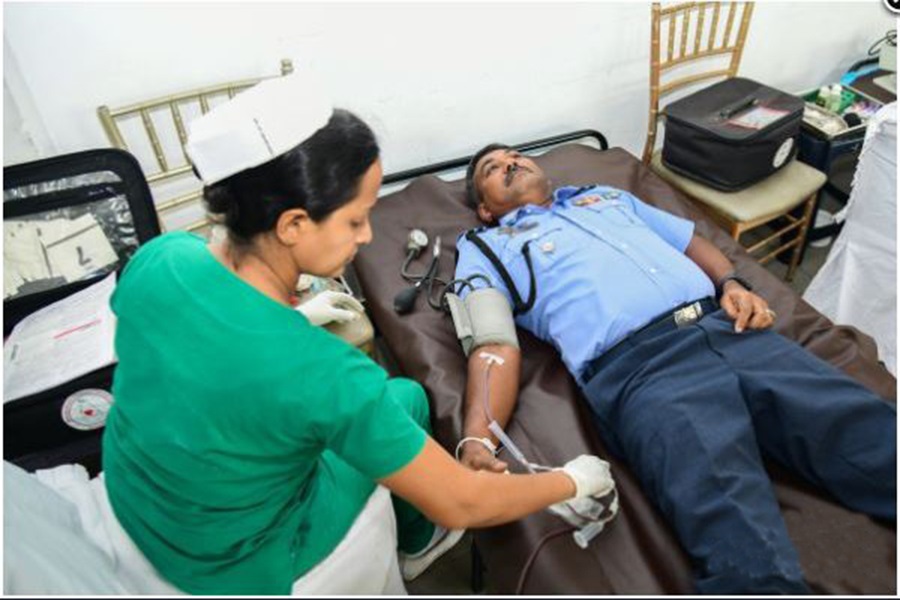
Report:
337,294,365,314
566,496,606,520
297,291,363,326
560,455,615,499
318,290,364,313
328,308,359,323
547,501,581,526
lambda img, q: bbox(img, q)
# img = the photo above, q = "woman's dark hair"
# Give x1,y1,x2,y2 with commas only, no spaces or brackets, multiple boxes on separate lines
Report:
465,143,510,208
204,108,379,244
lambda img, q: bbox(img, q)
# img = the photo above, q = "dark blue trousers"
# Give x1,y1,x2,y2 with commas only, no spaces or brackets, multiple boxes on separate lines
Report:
581,309,896,595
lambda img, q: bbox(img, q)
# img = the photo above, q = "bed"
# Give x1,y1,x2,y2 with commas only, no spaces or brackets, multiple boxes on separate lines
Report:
351,132,896,594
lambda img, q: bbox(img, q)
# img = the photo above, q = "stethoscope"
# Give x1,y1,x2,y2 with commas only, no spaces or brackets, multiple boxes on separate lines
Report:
393,229,447,315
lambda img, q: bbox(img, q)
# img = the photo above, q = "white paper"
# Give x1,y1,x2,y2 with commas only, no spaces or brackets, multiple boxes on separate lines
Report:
4,272,118,403
3,221,52,298
39,214,119,283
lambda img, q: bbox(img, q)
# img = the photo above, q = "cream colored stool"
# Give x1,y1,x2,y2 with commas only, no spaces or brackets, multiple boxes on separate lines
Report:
650,152,826,281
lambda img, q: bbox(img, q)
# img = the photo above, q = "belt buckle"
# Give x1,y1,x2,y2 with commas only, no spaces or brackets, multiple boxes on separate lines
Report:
673,301,702,327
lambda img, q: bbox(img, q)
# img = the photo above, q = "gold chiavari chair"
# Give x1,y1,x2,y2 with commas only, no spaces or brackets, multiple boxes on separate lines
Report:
643,3,825,281
97,59,294,236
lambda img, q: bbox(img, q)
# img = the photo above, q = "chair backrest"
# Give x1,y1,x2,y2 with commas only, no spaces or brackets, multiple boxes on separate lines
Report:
642,2,754,163
97,59,294,235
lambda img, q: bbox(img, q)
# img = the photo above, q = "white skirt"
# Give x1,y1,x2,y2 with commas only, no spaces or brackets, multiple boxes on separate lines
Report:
34,465,406,595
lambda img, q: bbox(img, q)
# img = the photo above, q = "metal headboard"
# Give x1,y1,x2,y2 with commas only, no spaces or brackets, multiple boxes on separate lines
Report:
382,129,609,185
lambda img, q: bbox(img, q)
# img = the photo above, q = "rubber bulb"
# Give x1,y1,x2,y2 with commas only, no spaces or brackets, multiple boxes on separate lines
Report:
393,285,420,315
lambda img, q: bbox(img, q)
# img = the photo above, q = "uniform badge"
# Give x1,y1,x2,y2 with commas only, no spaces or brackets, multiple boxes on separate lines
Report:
601,190,621,200
574,195,601,207
516,221,539,232
498,226,517,236
541,241,556,254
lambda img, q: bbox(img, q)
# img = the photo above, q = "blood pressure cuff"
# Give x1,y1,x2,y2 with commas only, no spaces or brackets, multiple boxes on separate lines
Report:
445,287,519,356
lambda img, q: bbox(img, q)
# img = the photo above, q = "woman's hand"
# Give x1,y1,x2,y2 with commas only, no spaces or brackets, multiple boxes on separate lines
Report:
719,281,776,333
297,290,364,326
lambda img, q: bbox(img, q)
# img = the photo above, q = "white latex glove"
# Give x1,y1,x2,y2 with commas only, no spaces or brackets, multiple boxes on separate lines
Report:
549,496,604,525
558,454,615,499
297,290,364,326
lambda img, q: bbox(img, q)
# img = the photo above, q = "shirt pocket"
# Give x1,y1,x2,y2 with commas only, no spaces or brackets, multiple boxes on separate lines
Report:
503,226,571,269
584,200,643,228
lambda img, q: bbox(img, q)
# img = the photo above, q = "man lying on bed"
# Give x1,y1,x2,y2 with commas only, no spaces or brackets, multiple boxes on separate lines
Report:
452,143,896,595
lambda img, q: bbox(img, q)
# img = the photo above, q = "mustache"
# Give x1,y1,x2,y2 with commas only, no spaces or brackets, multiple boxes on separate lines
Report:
504,164,530,187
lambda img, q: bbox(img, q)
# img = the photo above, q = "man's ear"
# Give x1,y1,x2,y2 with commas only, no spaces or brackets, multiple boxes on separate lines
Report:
275,208,312,244
476,203,495,224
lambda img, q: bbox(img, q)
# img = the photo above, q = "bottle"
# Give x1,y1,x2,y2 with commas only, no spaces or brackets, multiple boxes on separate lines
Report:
828,84,843,113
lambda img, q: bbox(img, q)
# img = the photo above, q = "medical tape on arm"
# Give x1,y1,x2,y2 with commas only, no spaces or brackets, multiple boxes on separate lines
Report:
445,287,519,357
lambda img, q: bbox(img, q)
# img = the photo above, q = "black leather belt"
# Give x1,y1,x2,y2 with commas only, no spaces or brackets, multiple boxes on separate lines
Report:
580,297,718,386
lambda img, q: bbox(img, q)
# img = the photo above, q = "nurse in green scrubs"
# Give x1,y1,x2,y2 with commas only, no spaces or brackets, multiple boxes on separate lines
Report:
102,71,614,595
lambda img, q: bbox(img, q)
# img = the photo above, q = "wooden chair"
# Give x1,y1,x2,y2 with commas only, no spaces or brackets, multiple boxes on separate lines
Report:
97,59,294,236
643,2,825,281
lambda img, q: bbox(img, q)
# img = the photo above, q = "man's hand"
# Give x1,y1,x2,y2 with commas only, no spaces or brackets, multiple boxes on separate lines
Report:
719,281,776,333
459,441,509,473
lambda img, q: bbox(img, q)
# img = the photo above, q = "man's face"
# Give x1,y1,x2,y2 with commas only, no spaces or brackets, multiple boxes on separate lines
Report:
473,149,551,223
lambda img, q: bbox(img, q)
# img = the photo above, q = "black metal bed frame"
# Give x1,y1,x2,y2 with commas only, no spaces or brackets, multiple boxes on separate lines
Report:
381,129,608,185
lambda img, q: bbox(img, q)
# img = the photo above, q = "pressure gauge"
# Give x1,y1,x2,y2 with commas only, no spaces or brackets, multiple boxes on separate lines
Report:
407,229,429,254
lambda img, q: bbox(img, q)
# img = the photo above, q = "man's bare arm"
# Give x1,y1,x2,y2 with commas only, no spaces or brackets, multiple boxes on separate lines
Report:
684,233,733,284
685,233,774,332
458,343,521,472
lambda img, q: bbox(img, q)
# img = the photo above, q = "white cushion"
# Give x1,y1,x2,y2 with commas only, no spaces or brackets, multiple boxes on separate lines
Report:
650,151,826,223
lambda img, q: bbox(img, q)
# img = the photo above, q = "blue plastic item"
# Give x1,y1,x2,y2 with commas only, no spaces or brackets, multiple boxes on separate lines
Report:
841,65,879,86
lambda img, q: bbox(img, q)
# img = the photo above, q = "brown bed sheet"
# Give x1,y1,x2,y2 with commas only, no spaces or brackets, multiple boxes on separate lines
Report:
353,144,896,594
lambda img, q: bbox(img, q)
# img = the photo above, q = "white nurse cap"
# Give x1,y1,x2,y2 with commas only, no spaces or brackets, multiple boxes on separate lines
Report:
185,67,333,185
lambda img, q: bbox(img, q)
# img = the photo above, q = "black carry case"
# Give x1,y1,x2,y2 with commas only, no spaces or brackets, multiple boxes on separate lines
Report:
662,77,805,191
3,148,160,474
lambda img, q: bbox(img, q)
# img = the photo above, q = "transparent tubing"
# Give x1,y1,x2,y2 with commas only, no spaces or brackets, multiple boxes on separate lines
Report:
478,352,615,548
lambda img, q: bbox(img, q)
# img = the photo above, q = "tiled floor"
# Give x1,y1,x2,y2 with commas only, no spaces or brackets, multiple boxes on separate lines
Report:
404,197,845,595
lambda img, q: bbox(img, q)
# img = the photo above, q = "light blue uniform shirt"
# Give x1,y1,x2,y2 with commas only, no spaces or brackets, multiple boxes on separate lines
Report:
455,185,715,379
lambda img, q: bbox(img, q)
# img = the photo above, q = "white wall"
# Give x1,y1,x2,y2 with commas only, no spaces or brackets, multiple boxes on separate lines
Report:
4,1,894,176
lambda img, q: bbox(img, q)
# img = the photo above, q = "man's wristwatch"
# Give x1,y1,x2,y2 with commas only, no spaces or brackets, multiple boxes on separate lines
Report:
716,272,753,299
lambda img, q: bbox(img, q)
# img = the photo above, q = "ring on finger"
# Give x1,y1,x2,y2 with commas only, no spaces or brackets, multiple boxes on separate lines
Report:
765,308,777,319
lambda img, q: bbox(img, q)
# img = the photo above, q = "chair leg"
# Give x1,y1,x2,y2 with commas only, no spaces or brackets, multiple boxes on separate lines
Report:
785,194,817,282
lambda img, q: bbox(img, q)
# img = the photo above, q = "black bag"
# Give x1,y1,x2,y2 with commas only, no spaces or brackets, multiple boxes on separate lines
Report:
662,77,805,191
3,148,160,473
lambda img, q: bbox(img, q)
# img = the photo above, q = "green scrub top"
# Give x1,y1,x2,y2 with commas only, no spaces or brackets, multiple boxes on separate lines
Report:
102,232,428,595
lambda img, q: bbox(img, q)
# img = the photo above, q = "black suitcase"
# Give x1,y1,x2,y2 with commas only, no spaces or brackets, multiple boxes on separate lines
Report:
662,77,805,191
4,148,160,474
